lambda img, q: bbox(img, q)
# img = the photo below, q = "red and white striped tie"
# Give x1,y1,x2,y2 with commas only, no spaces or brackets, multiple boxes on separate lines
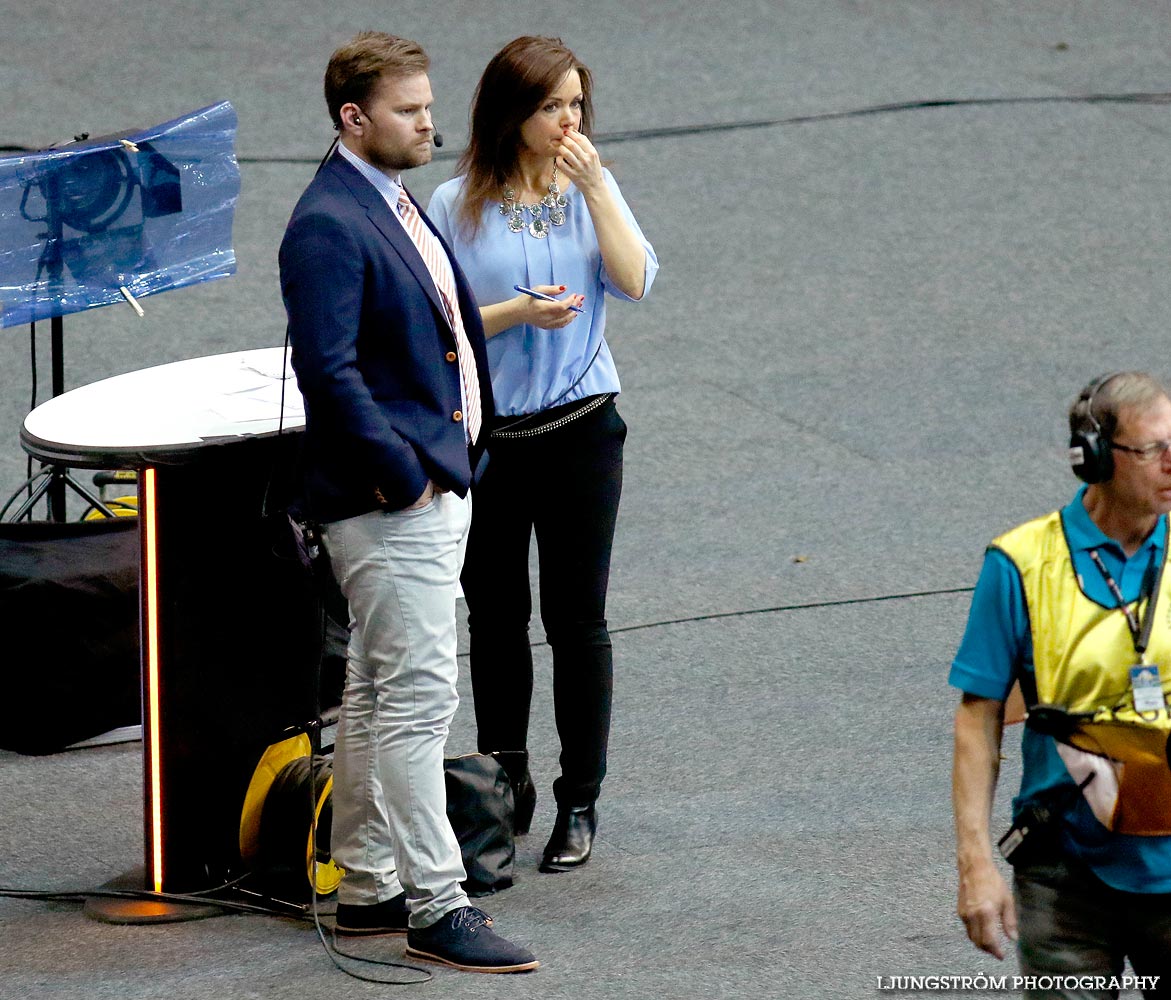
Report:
396,186,482,444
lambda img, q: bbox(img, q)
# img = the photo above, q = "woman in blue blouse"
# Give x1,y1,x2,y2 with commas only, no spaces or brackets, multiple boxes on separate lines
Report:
428,35,658,873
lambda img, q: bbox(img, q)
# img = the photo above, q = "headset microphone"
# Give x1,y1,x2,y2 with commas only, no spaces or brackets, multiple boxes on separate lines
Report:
433,131,444,148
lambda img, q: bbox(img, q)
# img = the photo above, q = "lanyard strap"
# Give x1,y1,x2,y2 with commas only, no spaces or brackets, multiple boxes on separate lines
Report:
1089,545,1165,658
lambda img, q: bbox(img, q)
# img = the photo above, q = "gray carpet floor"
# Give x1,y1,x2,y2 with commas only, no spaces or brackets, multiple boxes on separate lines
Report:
2,2,1170,997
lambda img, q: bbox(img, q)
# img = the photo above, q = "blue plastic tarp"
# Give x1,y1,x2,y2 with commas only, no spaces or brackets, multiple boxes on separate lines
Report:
0,101,239,329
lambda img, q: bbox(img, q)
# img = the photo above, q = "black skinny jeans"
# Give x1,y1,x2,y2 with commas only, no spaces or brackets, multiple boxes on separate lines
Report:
461,396,627,808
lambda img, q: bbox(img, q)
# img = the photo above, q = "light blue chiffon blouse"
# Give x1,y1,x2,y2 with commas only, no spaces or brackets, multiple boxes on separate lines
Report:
427,168,658,417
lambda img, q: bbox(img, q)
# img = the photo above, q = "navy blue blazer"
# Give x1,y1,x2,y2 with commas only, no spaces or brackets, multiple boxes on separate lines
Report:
279,153,494,524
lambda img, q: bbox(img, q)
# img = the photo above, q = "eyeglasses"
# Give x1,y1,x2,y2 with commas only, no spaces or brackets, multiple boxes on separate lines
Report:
1111,439,1171,463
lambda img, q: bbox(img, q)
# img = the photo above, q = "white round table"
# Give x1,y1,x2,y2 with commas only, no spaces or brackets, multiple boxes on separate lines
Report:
22,345,303,468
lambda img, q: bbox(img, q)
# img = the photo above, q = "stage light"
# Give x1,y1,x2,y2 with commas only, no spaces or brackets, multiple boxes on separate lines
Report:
0,101,239,329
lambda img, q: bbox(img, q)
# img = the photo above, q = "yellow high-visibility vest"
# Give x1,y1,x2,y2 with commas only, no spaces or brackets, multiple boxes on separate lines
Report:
995,512,1171,834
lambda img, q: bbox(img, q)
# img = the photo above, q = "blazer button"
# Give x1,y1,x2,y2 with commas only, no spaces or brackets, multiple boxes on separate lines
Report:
453,410,463,422
445,351,457,362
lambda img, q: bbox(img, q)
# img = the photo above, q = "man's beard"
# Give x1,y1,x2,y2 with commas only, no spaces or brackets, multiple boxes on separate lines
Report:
368,143,432,173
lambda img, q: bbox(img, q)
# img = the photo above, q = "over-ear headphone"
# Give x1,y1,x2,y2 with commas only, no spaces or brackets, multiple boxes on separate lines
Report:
1069,372,1125,483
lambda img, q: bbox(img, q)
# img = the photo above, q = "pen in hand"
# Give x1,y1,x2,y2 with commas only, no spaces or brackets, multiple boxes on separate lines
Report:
514,284,585,314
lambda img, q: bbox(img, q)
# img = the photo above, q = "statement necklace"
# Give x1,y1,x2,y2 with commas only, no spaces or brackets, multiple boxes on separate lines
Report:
500,165,568,239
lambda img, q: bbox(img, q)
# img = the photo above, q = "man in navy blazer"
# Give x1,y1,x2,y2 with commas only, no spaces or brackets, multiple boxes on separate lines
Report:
279,32,537,974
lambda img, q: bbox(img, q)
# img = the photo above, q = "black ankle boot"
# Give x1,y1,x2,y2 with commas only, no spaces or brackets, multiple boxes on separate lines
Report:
512,770,536,836
539,805,596,873
493,751,537,837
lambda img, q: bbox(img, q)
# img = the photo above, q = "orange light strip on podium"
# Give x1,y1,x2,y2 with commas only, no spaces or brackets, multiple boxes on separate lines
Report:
143,466,164,893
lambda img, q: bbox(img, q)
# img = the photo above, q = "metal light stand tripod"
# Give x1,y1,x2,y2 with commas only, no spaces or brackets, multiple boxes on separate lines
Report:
1,318,117,523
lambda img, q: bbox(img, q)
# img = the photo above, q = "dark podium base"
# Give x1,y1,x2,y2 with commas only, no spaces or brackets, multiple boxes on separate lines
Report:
84,867,226,925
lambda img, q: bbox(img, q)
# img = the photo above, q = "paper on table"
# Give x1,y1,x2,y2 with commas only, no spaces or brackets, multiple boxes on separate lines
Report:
205,353,303,422
238,348,295,383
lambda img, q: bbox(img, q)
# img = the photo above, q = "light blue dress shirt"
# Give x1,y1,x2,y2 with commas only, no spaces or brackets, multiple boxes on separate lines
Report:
336,143,408,226
427,169,658,417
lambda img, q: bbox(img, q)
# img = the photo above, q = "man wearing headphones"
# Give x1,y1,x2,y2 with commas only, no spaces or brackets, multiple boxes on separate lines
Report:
951,372,1171,993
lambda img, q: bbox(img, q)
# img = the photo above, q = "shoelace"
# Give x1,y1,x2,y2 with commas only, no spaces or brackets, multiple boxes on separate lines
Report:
450,906,493,932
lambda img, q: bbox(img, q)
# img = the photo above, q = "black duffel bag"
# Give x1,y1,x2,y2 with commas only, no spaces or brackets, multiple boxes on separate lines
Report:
0,517,140,754
445,752,516,895
255,750,516,899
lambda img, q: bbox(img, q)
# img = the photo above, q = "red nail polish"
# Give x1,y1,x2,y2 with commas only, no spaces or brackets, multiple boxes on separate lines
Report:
559,285,566,291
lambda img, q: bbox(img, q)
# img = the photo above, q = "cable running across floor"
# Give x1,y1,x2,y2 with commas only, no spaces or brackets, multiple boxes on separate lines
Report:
201,90,1171,165
454,585,977,655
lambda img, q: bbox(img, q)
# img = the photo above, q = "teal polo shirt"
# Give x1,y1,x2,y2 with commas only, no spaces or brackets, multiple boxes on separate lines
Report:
950,485,1171,892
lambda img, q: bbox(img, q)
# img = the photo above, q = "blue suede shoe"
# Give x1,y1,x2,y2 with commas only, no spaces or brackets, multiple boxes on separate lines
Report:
406,906,539,973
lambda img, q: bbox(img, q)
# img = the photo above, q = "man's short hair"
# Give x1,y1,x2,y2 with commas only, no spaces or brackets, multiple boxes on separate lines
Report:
1069,371,1170,443
324,31,430,128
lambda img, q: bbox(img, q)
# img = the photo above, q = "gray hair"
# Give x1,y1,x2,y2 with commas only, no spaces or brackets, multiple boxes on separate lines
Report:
1069,371,1170,442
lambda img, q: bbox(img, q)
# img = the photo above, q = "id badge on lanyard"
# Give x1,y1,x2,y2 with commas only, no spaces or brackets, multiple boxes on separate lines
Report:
1130,664,1166,714
1090,547,1167,716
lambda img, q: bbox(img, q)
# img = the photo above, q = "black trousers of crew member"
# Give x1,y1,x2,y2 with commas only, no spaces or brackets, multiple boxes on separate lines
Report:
1014,855,1171,998
462,396,626,809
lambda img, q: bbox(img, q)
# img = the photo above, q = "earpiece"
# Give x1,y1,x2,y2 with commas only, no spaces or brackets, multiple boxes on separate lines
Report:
1070,372,1125,484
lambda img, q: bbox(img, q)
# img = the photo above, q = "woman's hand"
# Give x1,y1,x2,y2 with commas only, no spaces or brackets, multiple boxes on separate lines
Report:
517,284,585,330
480,285,585,337
555,129,604,193
554,131,648,300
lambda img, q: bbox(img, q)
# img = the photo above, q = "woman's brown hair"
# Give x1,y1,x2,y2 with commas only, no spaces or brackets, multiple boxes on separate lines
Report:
455,36,593,237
